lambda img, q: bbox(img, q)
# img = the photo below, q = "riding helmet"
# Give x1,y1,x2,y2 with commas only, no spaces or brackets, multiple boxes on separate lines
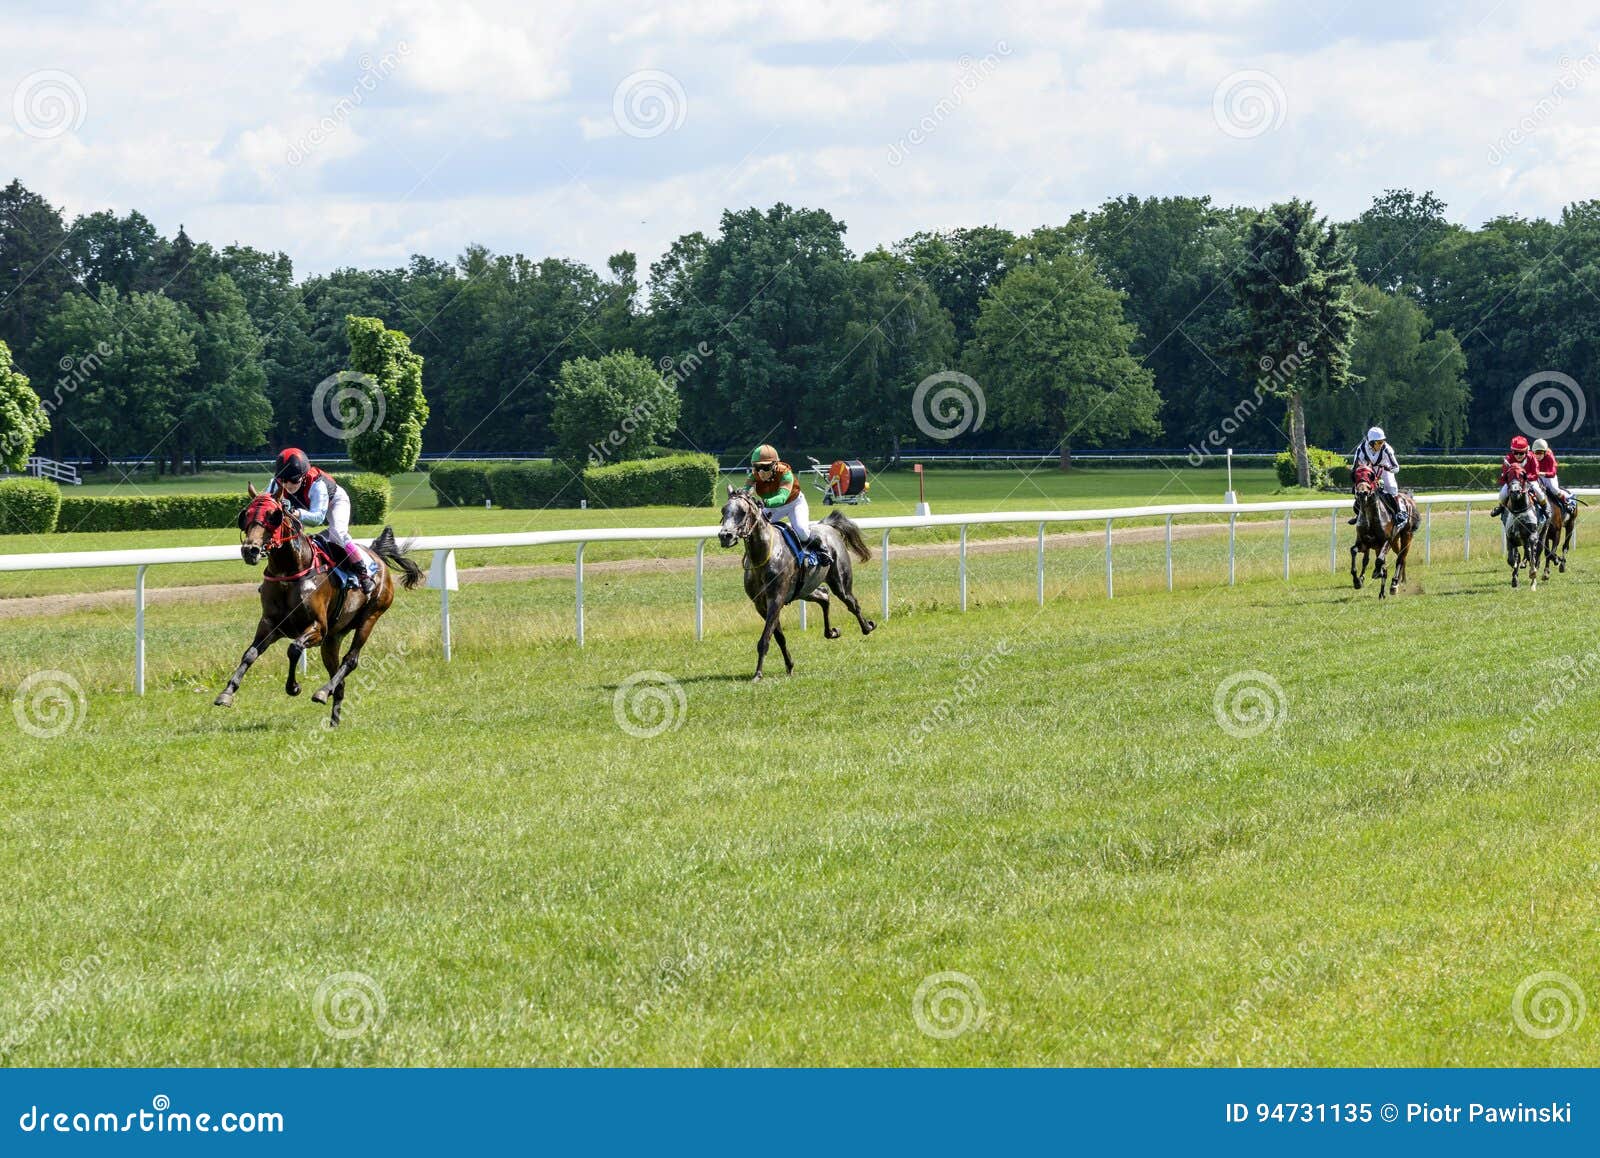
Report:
1510,435,1530,453
750,444,779,469
1365,426,1386,444
274,447,310,482
1533,438,1550,453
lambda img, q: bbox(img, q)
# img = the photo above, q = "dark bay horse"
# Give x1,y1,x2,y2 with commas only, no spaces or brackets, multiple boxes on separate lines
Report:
717,486,875,680
214,485,422,724
1350,465,1416,599
1541,492,1578,580
1501,478,1546,590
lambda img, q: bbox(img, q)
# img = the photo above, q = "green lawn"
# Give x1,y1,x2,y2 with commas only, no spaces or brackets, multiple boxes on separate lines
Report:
1,525,1594,1065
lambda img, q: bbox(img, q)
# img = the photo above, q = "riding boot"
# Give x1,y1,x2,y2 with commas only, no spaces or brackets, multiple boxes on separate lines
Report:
1347,497,1359,525
1489,504,1504,518
342,543,376,597
1389,494,1408,531
806,534,833,569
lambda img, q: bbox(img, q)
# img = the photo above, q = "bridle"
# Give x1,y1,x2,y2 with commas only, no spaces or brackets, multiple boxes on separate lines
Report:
726,489,765,540
239,494,316,580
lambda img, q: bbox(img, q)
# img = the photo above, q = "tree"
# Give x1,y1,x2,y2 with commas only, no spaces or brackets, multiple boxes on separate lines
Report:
0,339,48,470
966,250,1161,469
1344,189,1457,300
1229,200,1365,486
345,315,427,475
0,180,73,384
551,350,681,466
178,273,273,472
893,225,1015,347
220,244,317,446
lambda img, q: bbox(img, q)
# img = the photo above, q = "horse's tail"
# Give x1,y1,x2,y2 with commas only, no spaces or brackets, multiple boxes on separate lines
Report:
823,511,871,562
369,526,424,590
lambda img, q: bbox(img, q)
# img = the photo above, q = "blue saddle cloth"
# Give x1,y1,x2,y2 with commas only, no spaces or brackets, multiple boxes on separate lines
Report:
774,521,818,568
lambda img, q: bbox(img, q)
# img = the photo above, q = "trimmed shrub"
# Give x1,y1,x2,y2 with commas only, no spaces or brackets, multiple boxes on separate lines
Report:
57,493,244,533
488,461,583,509
429,462,494,507
1274,446,1348,489
0,477,61,534
584,453,719,509
345,473,391,525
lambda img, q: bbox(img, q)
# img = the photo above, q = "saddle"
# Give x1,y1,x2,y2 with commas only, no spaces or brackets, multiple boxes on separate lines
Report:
773,520,819,570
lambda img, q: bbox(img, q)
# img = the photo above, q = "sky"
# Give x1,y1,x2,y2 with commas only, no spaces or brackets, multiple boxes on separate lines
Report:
4,0,1599,279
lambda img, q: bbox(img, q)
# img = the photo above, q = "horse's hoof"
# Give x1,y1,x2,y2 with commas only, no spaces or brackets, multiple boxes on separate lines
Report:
213,692,232,708
286,684,300,697
862,620,877,635
825,628,841,639
751,673,763,683
311,688,330,704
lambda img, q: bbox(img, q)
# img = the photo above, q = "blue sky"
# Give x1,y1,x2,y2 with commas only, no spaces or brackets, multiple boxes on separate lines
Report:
4,0,1597,278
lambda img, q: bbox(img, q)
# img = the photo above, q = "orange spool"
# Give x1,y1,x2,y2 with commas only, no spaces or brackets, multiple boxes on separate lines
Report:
827,459,868,498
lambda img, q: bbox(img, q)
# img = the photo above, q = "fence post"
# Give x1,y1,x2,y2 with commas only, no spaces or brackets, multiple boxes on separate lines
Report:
1283,512,1291,580
1464,502,1472,560
1228,514,1237,585
1036,522,1045,606
134,565,147,696
1165,514,1174,591
575,542,586,646
431,549,457,662
1105,518,1114,598
1425,504,1432,564
881,530,891,620
959,525,968,611
695,539,706,641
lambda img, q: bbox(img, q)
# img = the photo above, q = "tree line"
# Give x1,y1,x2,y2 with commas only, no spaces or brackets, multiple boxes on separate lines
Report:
0,178,1588,477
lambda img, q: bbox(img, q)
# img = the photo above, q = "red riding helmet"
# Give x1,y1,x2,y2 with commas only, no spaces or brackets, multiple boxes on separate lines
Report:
274,447,310,482
1509,435,1530,455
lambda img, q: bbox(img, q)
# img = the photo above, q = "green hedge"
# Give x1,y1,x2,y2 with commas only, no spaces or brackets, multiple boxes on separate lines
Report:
429,462,493,507
584,453,719,508
1274,447,1348,489
488,461,582,509
344,473,391,524
0,478,62,535
52,472,390,533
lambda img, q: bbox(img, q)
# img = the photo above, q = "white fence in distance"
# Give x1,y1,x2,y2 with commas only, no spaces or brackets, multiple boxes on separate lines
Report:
0,490,1580,695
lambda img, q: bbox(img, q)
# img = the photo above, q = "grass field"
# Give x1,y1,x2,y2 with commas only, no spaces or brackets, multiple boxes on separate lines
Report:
2,499,1596,1066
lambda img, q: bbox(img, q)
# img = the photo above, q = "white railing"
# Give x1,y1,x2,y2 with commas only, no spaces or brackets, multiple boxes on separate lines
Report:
0,491,1580,695
2,457,81,485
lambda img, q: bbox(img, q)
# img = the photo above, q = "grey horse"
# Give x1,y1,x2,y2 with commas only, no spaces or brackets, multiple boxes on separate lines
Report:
718,486,876,680
1502,478,1547,589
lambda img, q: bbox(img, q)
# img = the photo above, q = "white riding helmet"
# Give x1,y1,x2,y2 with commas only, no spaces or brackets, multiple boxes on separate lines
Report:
1533,438,1550,453
1366,426,1386,444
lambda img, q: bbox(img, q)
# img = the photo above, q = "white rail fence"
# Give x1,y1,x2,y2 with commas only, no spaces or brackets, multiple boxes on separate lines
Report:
0,491,1582,695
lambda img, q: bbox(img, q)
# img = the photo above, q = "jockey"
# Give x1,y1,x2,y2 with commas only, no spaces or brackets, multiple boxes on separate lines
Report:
1529,438,1576,516
267,448,377,596
747,444,830,568
1491,435,1549,521
1347,426,1406,530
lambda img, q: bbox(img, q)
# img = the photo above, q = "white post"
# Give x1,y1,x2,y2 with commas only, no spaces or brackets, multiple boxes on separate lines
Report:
1283,512,1291,580
1036,522,1045,606
959,525,968,611
1425,504,1432,564
430,549,458,661
1224,447,1236,504
799,599,807,630
1165,514,1174,591
880,530,891,620
134,565,147,696
1104,518,1113,598
695,539,706,641
575,542,586,646
1228,514,1237,585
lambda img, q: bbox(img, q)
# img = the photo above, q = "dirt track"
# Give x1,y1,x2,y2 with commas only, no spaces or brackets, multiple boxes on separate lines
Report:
0,519,1292,621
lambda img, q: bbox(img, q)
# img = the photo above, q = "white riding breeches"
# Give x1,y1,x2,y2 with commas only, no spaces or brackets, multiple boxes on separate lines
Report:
767,493,813,543
323,488,354,549
1542,475,1563,497
1378,470,1397,496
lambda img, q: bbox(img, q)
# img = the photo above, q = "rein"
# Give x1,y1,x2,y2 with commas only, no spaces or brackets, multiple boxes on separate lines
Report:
240,496,324,582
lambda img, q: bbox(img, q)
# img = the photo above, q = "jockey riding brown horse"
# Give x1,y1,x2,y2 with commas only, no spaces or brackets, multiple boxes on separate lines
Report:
1541,491,1578,580
214,484,422,725
1349,464,1416,599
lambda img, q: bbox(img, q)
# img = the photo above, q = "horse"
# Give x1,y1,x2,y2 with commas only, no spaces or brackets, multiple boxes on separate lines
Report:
214,484,423,724
1501,477,1547,590
717,486,875,680
1349,465,1417,599
1540,490,1578,580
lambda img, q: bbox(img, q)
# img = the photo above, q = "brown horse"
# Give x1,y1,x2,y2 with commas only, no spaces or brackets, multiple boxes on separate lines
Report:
717,486,874,680
214,485,422,724
1541,492,1578,580
1350,465,1416,599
